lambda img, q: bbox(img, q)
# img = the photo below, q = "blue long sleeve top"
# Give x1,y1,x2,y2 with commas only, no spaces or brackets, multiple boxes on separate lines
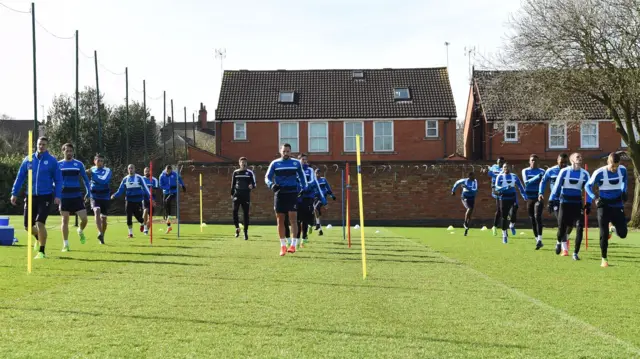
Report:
521,167,545,200
90,166,113,200
586,165,627,208
143,176,159,201
494,173,526,200
159,171,185,195
113,174,150,202
58,159,91,199
488,164,502,199
451,178,478,198
550,167,591,204
317,177,333,197
539,165,563,197
300,165,326,204
264,157,308,194
12,151,63,198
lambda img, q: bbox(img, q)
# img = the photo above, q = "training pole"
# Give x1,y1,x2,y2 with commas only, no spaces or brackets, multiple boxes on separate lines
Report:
149,161,153,246
341,169,345,241
584,163,588,250
177,175,180,239
199,173,203,232
27,131,33,273
356,135,367,279
348,163,352,247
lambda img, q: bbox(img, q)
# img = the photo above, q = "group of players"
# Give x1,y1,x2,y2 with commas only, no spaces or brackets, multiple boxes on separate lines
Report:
10,137,186,258
232,144,336,255
451,151,628,267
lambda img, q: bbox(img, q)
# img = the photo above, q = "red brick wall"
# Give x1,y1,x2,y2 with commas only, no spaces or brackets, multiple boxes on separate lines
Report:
217,120,456,163
487,121,625,161
176,159,635,226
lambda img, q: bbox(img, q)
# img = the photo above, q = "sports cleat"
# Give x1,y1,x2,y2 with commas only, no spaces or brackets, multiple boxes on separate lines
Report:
601,258,609,268
244,232,248,241
78,229,86,244
572,253,580,261
510,226,516,236
502,237,508,244
561,250,569,256
492,227,497,236
287,245,296,253
139,225,144,233
464,228,469,236
302,238,308,245
608,226,614,240
319,229,323,236
143,230,148,235
61,245,70,252
166,226,172,234
535,241,544,250
128,234,134,239
97,234,105,244
555,243,562,255
34,252,46,259
279,246,287,256
315,224,320,230
308,226,313,234
235,228,240,238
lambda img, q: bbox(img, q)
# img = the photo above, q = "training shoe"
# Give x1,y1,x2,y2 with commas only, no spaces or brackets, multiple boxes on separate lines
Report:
78,229,86,244
139,225,144,233
143,230,148,235
319,230,323,236
601,258,609,268
492,227,497,236
280,246,287,256
287,245,296,253
308,226,313,234
464,228,469,236
502,237,508,244
166,226,172,234
61,245,70,252
572,253,580,261
302,238,308,245
608,226,614,240
244,232,248,241
561,250,569,256
34,252,46,259
510,226,516,236
315,224,320,230
235,228,240,238
97,234,105,245
128,234,134,239
555,243,562,255
535,241,544,250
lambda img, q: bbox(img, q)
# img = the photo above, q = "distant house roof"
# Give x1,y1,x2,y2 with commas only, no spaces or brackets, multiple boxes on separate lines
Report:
215,68,457,121
474,70,610,121
0,119,37,139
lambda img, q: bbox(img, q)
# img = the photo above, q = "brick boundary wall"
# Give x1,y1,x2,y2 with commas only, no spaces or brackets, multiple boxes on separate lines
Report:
175,159,634,227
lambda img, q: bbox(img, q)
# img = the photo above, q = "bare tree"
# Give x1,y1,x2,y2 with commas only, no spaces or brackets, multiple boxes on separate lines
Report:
487,0,640,225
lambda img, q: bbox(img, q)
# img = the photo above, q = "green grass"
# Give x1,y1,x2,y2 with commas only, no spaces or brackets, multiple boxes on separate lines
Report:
1,216,640,358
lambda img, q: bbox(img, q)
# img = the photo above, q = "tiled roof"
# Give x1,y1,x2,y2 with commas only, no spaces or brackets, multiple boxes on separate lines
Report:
215,68,457,121
474,70,610,121
0,119,36,139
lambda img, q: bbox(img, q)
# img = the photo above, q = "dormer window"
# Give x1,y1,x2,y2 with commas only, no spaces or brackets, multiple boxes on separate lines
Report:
279,91,295,103
394,88,411,101
352,70,364,79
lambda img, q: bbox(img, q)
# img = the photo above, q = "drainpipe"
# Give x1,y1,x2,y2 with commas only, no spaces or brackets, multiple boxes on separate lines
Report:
443,120,448,158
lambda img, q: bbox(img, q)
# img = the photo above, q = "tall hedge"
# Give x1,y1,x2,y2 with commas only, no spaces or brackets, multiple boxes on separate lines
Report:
0,154,24,215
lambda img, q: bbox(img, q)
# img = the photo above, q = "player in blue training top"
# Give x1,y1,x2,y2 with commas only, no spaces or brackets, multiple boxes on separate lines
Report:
451,172,478,236
10,136,62,259
112,164,151,238
265,143,308,256
142,167,159,235
89,153,112,244
58,143,91,252
549,153,591,260
494,163,526,244
539,153,569,236
488,157,506,236
521,154,546,249
159,165,186,234
313,168,336,236
586,152,628,268
296,154,325,246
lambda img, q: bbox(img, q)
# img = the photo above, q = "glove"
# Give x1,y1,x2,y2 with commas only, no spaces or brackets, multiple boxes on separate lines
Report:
270,184,280,193
622,192,628,202
584,203,591,215
182,185,187,193
331,194,336,200
547,200,558,214
451,192,455,196
596,198,605,208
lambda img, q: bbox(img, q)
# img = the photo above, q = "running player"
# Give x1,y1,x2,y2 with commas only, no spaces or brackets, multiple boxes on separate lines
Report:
297,154,325,247
159,165,186,233
89,154,112,244
451,172,478,236
142,167,159,235
549,153,591,260
313,168,336,236
230,157,256,240
488,157,505,236
58,143,91,252
265,143,307,256
522,154,546,249
10,136,62,259
586,152,628,267
539,153,571,243
494,163,526,243
111,164,151,238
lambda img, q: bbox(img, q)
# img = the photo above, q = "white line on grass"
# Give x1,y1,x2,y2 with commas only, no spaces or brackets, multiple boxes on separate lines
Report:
383,228,640,358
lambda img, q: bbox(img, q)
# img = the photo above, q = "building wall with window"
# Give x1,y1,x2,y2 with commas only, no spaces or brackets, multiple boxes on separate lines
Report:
216,118,456,162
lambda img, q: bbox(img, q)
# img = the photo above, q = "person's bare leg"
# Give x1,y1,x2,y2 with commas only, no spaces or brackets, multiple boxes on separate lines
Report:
78,210,88,230
289,211,299,250
37,222,47,247
94,208,103,232
61,212,70,249
102,216,108,234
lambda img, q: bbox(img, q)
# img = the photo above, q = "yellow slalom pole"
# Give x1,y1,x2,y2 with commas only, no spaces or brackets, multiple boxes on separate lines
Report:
199,173,203,232
27,131,33,274
356,135,367,279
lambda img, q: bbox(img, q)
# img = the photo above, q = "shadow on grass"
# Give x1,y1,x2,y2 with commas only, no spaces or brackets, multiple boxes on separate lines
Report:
322,251,441,259
0,306,529,350
130,244,201,250
56,257,204,266
70,250,207,258
290,255,458,265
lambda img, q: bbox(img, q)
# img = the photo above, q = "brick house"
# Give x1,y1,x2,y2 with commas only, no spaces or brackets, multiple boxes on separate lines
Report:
463,70,634,161
213,68,458,162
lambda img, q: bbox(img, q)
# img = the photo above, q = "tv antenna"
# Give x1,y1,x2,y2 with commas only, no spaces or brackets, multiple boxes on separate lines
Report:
464,46,476,82
444,42,450,68
215,48,227,81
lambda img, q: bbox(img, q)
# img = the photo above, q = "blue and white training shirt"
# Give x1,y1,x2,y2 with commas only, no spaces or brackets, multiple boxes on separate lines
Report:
317,177,333,198
90,166,112,200
539,165,564,197
113,174,150,202
488,164,503,199
265,157,307,194
522,167,545,200
159,171,185,195
586,165,627,208
451,178,478,198
550,167,591,204
58,159,91,199
494,172,526,201
143,176,159,201
12,151,63,198
301,165,325,205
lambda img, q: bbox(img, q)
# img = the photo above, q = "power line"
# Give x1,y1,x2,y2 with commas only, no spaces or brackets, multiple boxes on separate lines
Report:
0,2,30,14
79,48,94,59
98,62,125,76
35,19,75,40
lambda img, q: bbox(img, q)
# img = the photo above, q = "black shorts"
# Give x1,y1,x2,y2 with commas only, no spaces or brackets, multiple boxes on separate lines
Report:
462,197,475,209
274,192,298,214
60,197,86,214
233,192,251,205
91,198,111,216
23,194,53,228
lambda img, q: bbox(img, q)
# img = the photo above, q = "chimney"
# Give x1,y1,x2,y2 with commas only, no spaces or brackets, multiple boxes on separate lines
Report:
199,102,208,130
167,116,172,123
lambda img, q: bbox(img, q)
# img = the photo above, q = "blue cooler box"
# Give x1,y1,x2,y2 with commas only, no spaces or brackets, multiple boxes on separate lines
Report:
0,226,15,246
0,216,9,226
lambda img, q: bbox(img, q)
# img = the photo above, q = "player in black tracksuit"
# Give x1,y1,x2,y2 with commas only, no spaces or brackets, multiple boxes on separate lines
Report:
231,157,256,240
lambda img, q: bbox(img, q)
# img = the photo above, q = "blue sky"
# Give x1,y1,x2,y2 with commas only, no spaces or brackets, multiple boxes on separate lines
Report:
0,0,521,123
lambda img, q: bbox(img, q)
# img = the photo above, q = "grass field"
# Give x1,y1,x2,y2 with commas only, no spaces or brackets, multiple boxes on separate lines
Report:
1,215,640,358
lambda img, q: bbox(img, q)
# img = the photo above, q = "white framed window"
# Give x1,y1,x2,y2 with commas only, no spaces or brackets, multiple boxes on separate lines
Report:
344,121,364,152
279,122,299,152
426,120,438,138
620,123,639,147
548,123,567,149
580,121,598,148
373,121,394,152
393,88,411,100
233,122,246,140
308,122,329,153
279,91,295,103
504,122,518,142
